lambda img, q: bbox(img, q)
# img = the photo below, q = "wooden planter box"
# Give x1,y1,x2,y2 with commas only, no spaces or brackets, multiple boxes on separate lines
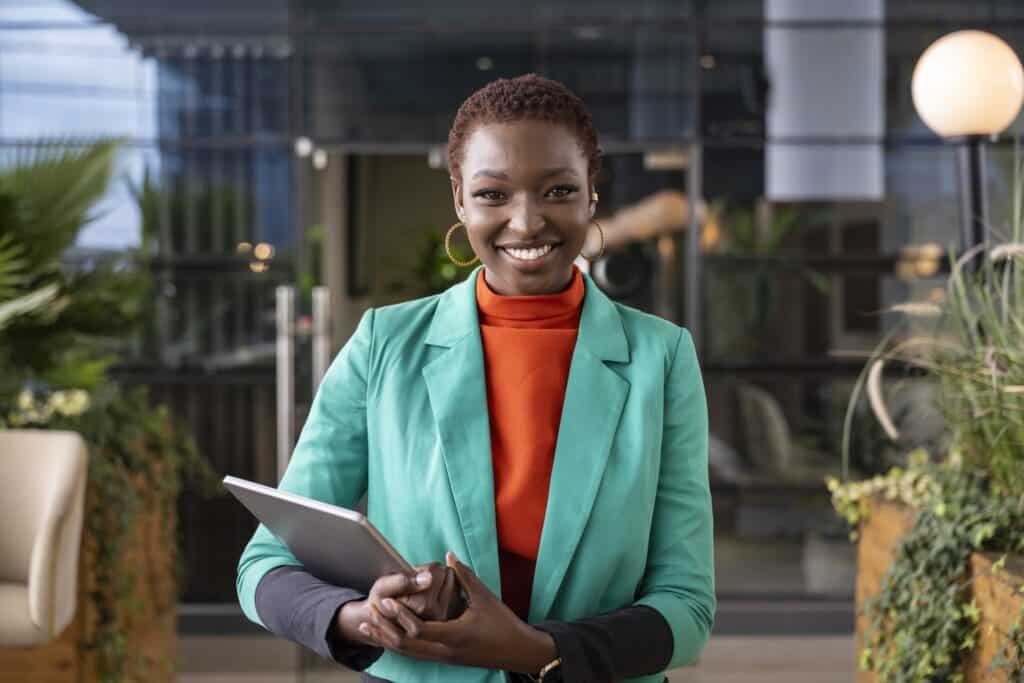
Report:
854,497,915,683
0,473,177,683
964,552,1024,683
856,497,1024,682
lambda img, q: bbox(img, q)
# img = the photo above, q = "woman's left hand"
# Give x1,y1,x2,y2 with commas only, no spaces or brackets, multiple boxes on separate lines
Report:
357,551,556,673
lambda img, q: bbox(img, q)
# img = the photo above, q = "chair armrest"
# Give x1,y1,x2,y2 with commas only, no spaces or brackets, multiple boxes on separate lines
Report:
26,433,88,638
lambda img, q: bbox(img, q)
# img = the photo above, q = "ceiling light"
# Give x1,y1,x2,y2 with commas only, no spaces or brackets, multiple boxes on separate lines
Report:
294,137,313,158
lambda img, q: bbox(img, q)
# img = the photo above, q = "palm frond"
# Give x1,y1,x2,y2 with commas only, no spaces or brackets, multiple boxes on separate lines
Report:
0,139,123,271
0,283,59,331
0,233,29,301
0,138,132,393
125,165,161,253
40,350,114,391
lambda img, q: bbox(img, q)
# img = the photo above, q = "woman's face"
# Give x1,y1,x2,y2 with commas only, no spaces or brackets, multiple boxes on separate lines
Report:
452,120,595,296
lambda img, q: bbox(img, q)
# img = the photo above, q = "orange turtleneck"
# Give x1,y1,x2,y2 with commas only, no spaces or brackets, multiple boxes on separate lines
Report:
474,265,585,622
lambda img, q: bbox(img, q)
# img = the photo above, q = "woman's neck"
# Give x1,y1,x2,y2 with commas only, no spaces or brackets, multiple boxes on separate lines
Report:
481,266,575,297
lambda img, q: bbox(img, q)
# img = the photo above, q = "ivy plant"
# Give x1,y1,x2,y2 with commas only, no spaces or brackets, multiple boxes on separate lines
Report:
829,455,1024,681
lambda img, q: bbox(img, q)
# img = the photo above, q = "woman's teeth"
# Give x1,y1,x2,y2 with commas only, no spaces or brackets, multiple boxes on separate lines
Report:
502,244,554,261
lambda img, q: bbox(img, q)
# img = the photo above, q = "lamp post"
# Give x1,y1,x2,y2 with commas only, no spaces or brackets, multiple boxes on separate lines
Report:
911,30,1024,252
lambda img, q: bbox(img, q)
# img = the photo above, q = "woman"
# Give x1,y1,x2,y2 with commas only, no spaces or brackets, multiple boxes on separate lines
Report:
237,74,715,683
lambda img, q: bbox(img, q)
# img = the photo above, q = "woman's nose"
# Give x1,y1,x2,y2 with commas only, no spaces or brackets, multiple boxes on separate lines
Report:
506,195,545,235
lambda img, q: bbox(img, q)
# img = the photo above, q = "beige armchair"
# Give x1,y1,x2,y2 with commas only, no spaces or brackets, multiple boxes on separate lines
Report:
0,430,88,646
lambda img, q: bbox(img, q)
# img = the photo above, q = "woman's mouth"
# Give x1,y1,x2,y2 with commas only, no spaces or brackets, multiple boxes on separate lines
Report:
498,243,559,265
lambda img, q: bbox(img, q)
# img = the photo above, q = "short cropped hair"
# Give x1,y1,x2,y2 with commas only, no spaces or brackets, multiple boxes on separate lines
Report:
447,74,602,185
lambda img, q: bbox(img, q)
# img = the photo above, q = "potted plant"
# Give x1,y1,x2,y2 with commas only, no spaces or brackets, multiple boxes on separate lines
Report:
0,140,215,682
828,153,1024,681
705,201,829,360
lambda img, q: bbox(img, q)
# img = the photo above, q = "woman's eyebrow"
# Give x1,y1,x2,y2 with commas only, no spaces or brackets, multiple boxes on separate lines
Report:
471,167,577,180
472,169,509,180
538,167,576,180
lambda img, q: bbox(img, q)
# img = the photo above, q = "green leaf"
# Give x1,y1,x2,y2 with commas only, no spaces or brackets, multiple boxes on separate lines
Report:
0,233,29,301
858,647,873,672
961,599,981,624
40,353,113,391
0,139,122,270
0,283,59,330
973,523,996,548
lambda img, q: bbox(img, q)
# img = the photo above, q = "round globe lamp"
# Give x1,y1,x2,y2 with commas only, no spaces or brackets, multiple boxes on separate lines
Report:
912,30,1024,249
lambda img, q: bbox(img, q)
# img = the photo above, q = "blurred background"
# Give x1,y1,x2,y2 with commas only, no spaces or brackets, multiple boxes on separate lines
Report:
2,0,1024,680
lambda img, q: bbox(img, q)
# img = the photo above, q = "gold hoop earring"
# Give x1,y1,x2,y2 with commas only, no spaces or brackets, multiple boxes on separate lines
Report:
445,222,480,267
581,219,605,262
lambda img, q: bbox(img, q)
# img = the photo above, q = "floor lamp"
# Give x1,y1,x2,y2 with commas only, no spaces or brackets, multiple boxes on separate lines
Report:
911,30,1024,253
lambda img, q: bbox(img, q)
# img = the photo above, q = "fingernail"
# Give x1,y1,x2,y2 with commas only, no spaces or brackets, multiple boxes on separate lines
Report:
383,598,396,613
358,623,370,635
416,571,431,586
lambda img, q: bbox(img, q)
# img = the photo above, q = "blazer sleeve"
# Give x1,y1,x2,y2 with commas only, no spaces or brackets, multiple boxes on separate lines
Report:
631,327,716,668
236,308,376,627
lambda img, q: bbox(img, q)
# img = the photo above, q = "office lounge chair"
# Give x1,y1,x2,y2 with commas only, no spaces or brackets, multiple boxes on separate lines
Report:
0,430,88,646
736,382,852,486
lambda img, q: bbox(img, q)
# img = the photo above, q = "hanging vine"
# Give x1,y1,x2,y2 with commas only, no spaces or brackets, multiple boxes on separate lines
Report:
3,385,217,681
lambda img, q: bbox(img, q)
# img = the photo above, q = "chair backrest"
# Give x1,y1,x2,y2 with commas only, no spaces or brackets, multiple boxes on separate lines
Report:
736,383,794,475
0,430,88,583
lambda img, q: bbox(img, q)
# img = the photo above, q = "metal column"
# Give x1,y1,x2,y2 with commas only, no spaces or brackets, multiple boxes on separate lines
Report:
311,286,331,393
275,286,295,482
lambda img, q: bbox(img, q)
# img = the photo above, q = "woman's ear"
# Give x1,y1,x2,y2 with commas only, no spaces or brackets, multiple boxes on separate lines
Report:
451,176,465,221
588,185,598,218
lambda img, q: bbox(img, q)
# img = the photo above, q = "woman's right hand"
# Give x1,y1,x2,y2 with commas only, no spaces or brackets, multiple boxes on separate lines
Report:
335,563,462,646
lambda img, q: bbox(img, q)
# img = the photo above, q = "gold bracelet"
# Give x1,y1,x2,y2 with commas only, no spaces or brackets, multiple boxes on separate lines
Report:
534,656,562,682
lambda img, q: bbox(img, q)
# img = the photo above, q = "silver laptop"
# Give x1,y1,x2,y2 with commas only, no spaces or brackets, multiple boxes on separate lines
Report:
224,475,414,593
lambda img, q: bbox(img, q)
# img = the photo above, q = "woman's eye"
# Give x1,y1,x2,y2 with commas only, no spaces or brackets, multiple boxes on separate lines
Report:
546,185,579,199
472,190,505,202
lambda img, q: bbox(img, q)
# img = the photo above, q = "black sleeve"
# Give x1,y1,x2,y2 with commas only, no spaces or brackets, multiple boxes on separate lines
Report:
255,565,384,670
532,605,674,683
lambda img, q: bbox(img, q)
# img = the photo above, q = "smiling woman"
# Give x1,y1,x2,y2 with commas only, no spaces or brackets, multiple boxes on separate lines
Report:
447,75,603,296
453,120,592,296
237,74,715,683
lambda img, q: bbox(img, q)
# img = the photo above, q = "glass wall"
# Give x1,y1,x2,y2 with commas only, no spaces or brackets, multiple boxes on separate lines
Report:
0,0,300,603
4,0,1024,613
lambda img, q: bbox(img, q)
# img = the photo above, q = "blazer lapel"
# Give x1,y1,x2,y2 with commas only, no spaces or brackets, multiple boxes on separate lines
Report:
529,274,631,623
421,267,502,598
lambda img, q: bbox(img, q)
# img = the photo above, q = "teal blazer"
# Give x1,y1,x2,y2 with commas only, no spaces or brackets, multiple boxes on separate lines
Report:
237,265,715,683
